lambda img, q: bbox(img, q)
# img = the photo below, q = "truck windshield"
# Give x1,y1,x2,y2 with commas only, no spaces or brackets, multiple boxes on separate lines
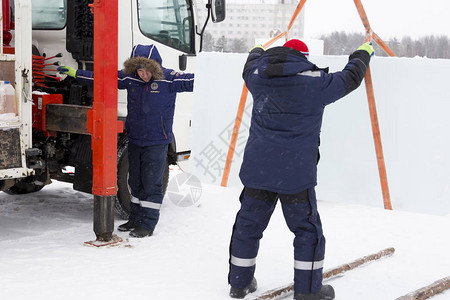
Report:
32,0,67,30
137,0,194,53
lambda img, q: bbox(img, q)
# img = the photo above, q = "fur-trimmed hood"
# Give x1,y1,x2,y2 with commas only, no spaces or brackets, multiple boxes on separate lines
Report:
123,44,164,80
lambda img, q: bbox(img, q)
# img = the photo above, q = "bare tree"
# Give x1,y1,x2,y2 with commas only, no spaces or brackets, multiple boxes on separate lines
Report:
202,31,215,52
321,31,450,59
230,38,249,53
215,35,228,52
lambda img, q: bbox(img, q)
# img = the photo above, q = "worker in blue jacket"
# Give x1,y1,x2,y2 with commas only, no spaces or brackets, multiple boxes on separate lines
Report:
228,39,373,300
58,44,194,238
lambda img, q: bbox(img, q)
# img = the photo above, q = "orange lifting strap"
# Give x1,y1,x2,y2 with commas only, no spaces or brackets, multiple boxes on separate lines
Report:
221,0,394,210
353,0,394,210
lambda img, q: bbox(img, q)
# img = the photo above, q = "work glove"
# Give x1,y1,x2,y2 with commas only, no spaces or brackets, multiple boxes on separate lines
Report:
249,44,265,52
357,42,374,56
57,66,77,78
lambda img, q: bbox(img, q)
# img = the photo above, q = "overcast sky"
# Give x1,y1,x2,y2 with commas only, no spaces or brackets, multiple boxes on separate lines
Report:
302,0,450,39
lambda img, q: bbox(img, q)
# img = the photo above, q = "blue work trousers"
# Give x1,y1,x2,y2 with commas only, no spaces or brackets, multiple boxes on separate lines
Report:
228,187,326,293
127,141,168,232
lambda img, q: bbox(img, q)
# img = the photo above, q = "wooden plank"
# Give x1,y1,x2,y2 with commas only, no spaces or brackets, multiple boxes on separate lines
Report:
395,276,450,300
252,248,395,300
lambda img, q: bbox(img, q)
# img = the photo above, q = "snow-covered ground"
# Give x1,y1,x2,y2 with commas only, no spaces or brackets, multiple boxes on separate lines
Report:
1,167,449,300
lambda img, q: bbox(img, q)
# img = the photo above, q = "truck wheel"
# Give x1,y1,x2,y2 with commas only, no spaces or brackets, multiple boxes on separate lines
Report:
114,140,170,220
5,177,45,194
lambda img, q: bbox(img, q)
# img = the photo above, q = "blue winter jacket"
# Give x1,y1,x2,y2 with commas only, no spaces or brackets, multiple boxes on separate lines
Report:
239,46,370,194
76,44,194,146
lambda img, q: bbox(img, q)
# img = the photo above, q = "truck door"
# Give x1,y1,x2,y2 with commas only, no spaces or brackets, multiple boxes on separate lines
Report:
117,0,133,118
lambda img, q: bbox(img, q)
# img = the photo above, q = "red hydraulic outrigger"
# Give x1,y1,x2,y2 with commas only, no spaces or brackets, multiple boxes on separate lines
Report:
2,0,14,54
87,0,121,242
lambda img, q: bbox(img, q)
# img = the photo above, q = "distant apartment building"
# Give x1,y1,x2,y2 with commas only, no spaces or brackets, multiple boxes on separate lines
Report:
197,0,305,49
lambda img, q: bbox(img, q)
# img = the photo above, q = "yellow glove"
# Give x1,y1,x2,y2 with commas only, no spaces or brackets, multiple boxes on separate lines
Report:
249,45,265,52
57,66,77,78
357,42,374,56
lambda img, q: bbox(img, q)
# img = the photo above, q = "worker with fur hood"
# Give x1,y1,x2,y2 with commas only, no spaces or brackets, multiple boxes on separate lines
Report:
58,44,194,238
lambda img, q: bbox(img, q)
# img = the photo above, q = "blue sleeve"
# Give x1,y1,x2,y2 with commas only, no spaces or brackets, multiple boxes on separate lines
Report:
166,71,194,93
320,50,371,106
118,70,127,90
75,69,94,85
76,69,127,90
242,47,264,82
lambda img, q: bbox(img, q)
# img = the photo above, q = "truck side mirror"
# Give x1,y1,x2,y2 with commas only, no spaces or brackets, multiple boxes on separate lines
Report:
179,54,187,71
210,0,226,23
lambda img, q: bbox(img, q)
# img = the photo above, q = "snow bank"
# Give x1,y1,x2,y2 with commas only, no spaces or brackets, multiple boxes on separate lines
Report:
191,52,450,216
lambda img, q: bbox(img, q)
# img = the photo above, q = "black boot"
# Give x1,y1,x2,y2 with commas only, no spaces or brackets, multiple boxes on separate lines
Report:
117,221,136,232
293,285,335,300
129,226,153,238
229,277,257,299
